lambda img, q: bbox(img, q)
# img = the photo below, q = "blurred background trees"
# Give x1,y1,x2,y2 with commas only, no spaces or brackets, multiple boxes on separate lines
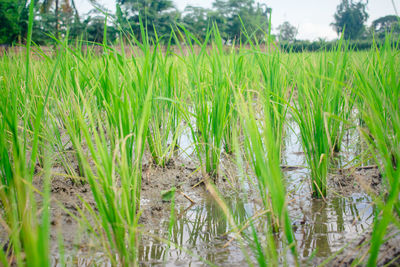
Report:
277,21,298,43
0,0,398,46
116,0,179,41
0,0,28,44
331,0,369,40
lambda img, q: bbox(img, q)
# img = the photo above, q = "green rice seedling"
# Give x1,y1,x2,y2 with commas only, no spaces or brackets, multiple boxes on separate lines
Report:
76,40,154,172
353,37,400,266
237,87,298,265
176,25,232,178
290,54,330,199
0,118,53,267
146,34,183,167
316,40,353,154
221,44,249,155
57,23,156,263
53,45,90,179
290,42,352,199
65,77,152,265
282,39,359,199
254,45,291,160
0,2,52,264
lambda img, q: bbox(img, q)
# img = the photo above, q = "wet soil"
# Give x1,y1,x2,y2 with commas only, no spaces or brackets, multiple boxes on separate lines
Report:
329,224,400,266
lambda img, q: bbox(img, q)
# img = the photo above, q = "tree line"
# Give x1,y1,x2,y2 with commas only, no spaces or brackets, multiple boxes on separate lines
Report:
0,0,399,46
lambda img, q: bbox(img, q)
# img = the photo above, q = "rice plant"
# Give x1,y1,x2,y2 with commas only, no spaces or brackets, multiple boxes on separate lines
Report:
0,2,52,264
237,84,298,265
290,56,330,198
146,34,183,167
353,37,400,266
176,25,232,178
62,69,152,265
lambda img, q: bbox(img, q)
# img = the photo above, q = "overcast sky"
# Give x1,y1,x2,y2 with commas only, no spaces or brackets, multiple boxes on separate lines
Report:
77,0,399,40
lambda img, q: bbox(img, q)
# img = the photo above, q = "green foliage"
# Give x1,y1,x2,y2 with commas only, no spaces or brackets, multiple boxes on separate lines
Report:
0,0,28,44
280,39,400,52
0,2,52,265
237,43,298,263
212,0,271,42
161,187,176,201
277,21,298,42
371,15,400,38
353,38,400,266
331,0,369,40
182,6,211,41
117,0,180,41
84,15,117,43
2,8,400,264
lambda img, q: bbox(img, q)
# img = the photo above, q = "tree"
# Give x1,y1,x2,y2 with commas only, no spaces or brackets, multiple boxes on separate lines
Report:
371,15,400,38
182,6,211,41
331,0,369,40
117,0,180,42
32,0,82,44
83,15,117,43
0,0,28,44
212,0,271,43
277,21,298,42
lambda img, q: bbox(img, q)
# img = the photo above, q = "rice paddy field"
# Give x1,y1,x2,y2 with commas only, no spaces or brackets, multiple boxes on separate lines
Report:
1,17,400,266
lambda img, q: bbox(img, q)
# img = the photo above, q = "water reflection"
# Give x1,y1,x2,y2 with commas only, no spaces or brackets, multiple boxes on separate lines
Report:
137,187,373,266
294,194,373,262
138,195,251,266
300,199,331,258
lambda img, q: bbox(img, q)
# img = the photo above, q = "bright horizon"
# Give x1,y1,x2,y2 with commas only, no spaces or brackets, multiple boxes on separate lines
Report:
76,0,399,41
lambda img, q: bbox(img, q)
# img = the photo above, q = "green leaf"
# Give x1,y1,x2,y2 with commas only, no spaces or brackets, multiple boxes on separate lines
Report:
161,187,176,202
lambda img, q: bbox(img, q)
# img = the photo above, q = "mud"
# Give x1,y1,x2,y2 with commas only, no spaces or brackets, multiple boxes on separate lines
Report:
329,225,400,266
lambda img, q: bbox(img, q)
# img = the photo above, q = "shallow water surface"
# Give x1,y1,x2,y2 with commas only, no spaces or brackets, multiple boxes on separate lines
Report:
134,122,374,266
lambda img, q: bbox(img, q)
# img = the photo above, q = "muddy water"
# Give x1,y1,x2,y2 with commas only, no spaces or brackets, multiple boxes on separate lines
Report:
133,121,375,266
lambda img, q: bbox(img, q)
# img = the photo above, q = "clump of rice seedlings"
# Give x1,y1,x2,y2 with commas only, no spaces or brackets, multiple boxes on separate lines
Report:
254,44,291,160
146,34,183,167
290,41,351,199
53,23,155,264
290,55,330,199
353,37,400,266
221,45,248,155
176,26,232,178
0,113,53,267
288,37,359,199
237,83,298,265
65,75,152,265
316,40,352,154
53,42,92,179
0,3,52,264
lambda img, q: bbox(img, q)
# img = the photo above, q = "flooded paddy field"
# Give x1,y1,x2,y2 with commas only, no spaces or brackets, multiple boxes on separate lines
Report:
1,33,400,266
10,122,395,267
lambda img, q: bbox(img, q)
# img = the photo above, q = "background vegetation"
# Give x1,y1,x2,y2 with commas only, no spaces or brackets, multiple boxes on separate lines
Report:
0,0,399,47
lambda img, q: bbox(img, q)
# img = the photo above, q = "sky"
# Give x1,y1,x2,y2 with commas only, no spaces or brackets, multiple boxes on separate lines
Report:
77,0,399,40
